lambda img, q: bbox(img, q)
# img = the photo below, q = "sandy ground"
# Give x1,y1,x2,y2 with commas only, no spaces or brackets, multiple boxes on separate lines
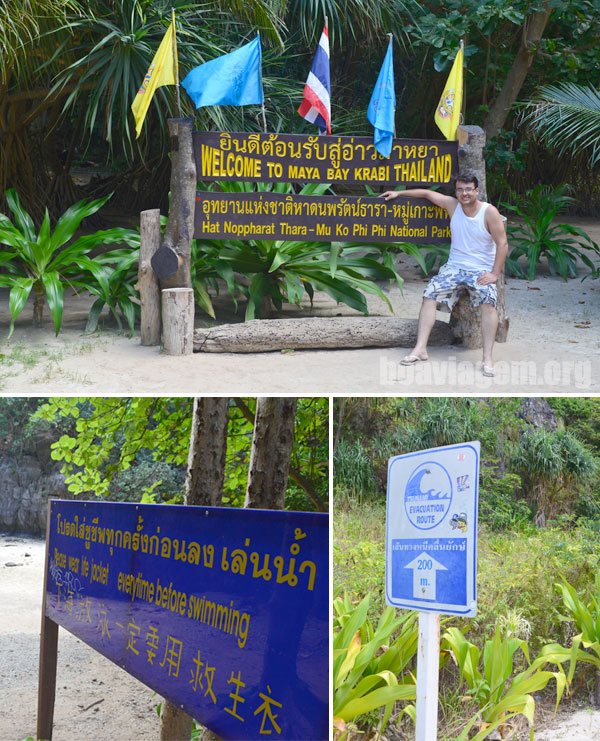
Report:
0,533,159,741
0,219,598,395
2,533,598,740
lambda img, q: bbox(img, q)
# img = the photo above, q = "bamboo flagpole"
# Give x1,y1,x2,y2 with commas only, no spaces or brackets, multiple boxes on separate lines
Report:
172,8,181,116
460,38,465,125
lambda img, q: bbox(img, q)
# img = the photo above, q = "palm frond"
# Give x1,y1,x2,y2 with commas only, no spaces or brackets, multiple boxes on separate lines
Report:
520,83,600,168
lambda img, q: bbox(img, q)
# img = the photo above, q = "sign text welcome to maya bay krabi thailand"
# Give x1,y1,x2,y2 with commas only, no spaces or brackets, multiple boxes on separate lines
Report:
192,132,458,245
44,500,328,739
194,132,457,185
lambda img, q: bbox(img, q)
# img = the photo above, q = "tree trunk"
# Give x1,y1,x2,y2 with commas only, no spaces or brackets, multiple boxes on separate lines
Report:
484,3,552,139
185,398,229,507
33,286,44,327
193,316,455,353
151,118,196,289
245,398,297,509
159,397,229,741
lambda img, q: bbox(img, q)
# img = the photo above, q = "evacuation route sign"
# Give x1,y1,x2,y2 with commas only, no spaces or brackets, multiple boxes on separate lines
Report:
385,442,480,616
44,500,328,740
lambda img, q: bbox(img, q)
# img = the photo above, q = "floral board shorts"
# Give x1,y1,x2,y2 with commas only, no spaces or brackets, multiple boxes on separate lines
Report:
423,264,497,310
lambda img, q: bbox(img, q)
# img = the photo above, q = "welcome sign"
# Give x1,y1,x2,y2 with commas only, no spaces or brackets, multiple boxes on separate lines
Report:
43,500,328,739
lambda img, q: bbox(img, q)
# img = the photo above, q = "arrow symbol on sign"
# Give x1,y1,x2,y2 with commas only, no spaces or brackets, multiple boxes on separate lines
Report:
404,552,447,601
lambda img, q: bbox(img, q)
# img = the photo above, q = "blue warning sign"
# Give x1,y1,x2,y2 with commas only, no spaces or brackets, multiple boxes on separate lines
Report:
386,442,479,616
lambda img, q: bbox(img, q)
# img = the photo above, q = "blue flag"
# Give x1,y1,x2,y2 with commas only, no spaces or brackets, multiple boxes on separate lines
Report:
367,39,396,158
182,34,264,108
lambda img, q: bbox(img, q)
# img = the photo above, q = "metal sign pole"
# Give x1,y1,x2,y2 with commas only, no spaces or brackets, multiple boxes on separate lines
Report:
415,611,441,741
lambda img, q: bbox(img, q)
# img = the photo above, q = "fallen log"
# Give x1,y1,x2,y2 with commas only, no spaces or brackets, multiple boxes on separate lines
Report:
193,317,454,353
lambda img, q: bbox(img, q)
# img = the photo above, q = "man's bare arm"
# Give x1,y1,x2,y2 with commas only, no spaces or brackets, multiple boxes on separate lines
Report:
477,205,509,284
380,188,457,216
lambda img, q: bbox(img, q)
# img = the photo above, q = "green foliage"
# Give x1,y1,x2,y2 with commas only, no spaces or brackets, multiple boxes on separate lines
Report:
110,455,185,504
479,469,530,531
512,428,596,522
86,243,141,334
334,440,378,503
502,184,600,280
333,593,417,737
34,397,328,510
0,189,138,335
193,181,407,320
548,397,600,454
443,625,567,740
521,83,600,168
555,576,600,676
476,526,600,649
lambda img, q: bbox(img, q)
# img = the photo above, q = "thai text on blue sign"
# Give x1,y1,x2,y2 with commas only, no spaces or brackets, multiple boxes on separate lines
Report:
385,442,480,616
45,500,328,739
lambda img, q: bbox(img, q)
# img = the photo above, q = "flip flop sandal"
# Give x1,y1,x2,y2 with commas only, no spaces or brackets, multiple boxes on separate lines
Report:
400,355,427,366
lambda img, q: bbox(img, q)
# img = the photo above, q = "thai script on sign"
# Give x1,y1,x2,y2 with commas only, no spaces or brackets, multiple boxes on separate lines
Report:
55,511,317,592
194,192,451,245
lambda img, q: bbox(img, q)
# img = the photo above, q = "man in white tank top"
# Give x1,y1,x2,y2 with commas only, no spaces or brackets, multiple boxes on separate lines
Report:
381,173,508,376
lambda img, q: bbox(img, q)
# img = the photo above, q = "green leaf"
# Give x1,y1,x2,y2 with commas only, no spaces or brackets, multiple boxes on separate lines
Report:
7,278,34,338
41,272,64,335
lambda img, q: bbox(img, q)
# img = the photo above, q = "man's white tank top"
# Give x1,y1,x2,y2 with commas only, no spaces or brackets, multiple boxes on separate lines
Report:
448,202,496,272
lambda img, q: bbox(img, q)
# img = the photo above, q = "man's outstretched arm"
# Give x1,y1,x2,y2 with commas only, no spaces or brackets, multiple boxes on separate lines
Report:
380,188,457,216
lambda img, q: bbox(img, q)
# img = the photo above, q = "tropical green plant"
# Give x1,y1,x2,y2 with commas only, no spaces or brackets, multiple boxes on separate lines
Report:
86,242,141,334
521,83,600,168
554,577,600,702
502,183,600,280
333,593,417,739
442,625,567,740
0,189,136,336
512,428,596,524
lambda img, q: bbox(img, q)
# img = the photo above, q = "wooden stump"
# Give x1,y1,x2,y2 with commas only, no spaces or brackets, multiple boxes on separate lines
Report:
193,316,455,353
162,288,194,355
138,209,161,346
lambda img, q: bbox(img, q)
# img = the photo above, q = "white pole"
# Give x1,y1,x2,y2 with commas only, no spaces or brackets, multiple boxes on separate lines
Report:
416,611,440,741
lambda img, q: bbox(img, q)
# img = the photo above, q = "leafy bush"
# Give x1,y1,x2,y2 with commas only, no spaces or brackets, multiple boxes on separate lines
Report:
479,469,530,531
333,593,416,738
0,189,138,335
502,184,600,280
443,625,567,740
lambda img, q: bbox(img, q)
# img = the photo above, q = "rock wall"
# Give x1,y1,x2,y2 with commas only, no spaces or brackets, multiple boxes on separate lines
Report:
0,436,69,535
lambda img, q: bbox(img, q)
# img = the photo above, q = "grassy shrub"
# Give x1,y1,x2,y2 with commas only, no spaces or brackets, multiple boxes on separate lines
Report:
478,469,531,531
334,440,378,504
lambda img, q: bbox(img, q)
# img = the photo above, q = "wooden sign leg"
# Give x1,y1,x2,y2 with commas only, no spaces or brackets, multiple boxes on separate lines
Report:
38,501,59,741
37,616,58,740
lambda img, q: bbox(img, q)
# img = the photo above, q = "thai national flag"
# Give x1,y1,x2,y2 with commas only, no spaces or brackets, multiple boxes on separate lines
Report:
298,25,331,134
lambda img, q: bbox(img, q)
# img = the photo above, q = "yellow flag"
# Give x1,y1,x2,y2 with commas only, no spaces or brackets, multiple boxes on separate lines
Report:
131,19,177,138
434,43,463,140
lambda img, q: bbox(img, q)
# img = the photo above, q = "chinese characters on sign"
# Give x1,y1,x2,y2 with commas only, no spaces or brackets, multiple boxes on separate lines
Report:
45,501,328,740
